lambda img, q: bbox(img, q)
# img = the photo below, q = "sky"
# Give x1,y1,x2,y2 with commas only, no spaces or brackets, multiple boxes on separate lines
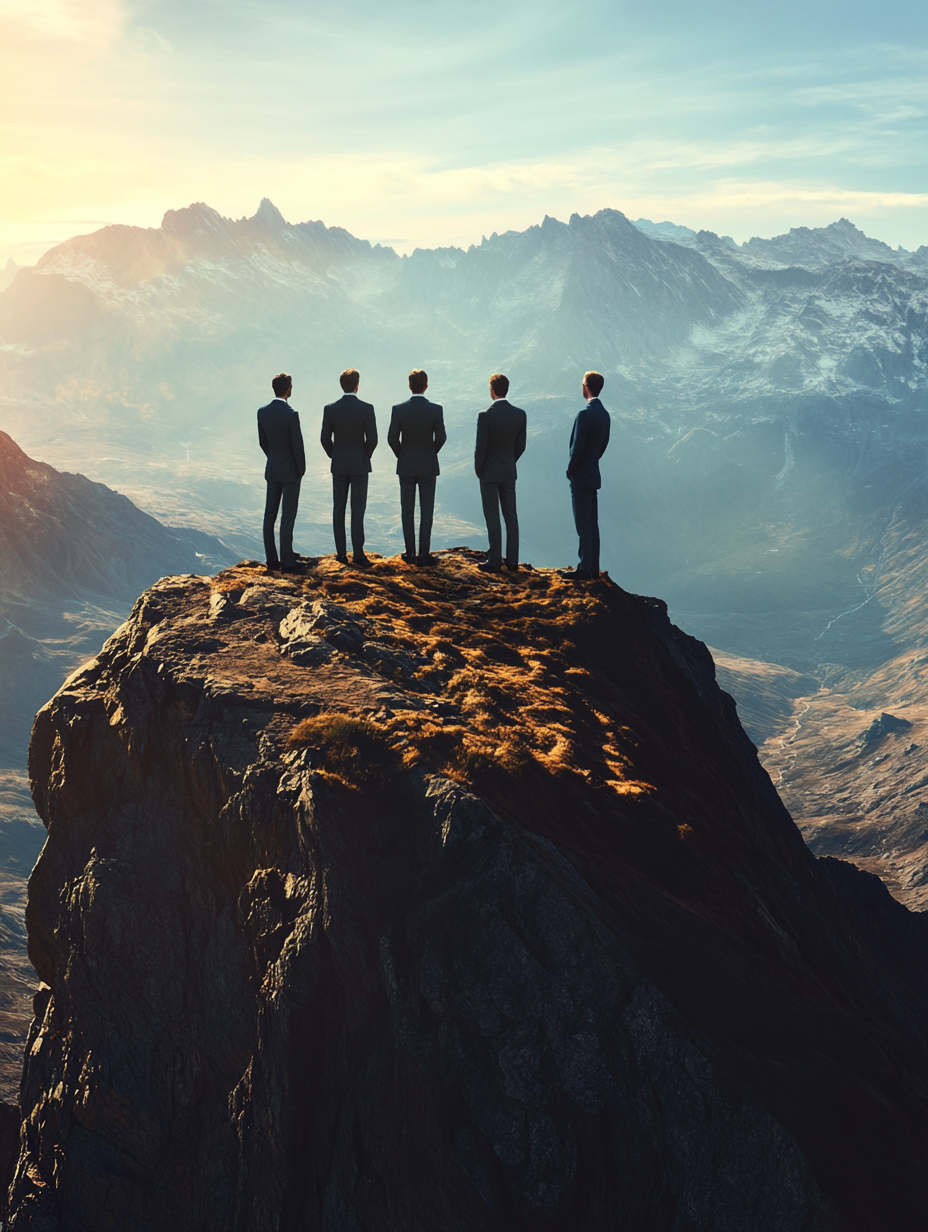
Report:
1,0,927,264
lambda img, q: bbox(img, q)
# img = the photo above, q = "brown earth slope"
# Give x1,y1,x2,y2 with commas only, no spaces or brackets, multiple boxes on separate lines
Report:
7,550,928,1230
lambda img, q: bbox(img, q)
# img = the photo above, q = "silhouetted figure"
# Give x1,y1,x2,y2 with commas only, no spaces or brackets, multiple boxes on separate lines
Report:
562,370,610,582
388,368,446,566
257,373,306,573
321,369,378,567
475,373,527,574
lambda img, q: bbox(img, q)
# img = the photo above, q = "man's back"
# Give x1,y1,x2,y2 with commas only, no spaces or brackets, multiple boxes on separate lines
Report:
567,398,610,489
321,394,378,475
258,399,306,483
389,396,446,478
475,399,527,484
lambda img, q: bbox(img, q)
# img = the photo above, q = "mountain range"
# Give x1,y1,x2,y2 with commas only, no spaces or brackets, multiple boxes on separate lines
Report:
2,199,928,900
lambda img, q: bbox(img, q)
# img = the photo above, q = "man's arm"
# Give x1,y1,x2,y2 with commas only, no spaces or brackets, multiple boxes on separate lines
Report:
387,407,402,458
474,412,488,476
598,414,611,459
320,408,334,458
513,409,527,463
364,405,378,458
258,413,270,458
567,410,587,479
434,407,447,453
291,412,306,476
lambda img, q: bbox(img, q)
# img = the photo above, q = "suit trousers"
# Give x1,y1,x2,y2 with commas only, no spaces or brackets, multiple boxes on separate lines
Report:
263,479,301,566
400,477,436,557
570,483,600,577
333,474,369,556
480,479,518,568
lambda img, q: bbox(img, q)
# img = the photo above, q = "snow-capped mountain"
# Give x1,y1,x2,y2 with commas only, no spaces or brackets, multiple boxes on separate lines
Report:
3,199,928,907
1,199,926,668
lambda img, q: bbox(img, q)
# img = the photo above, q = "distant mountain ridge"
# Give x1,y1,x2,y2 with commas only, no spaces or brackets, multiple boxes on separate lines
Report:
632,214,928,271
0,429,233,763
0,431,228,608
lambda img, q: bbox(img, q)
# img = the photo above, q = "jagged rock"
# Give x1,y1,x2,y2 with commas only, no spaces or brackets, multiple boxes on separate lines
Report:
8,552,928,1229
860,712,913,744
0,1102,20,1220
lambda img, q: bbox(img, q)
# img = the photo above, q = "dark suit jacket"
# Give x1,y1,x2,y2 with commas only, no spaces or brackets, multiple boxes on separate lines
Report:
388,395,447,478
257,398,306,483
567,398,611,489
474,399,527,484
321,394,378,476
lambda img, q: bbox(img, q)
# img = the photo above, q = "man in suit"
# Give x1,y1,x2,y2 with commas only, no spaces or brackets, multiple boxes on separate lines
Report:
321,368,378,567
474,373,527,574
562,370,611,582
257,372,306,573
388,368,447,567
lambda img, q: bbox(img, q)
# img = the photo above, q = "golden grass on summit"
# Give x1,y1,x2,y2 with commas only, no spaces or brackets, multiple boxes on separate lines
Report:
274,552,655,799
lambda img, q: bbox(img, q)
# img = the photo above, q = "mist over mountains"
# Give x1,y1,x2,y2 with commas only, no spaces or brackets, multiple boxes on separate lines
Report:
3,198,928,900
1,199,926,649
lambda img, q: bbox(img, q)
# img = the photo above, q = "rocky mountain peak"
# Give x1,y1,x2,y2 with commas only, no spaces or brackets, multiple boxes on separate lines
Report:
251,197,287,229
7,550,928,1228
741,216,900,268
160,200,229,240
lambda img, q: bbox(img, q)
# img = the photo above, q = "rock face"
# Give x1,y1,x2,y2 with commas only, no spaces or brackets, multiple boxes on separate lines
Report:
8,552,928,1229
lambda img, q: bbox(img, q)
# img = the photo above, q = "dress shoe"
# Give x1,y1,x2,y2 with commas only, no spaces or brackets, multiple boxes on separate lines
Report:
280,561,307,574
352,553,373,568
336,553,349,565
505,562,519,573
477,561,502,574
401,552,417,565
265,561,280,572
416,554,437,567
561,569,592,582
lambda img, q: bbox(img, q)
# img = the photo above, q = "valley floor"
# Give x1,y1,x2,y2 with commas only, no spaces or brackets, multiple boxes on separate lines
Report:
715,647,928,912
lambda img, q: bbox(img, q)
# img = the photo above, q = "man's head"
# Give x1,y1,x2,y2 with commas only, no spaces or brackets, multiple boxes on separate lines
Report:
272,373,292,398
583,370,604,399
489,373,509,399
339,368,360,393
408,369,428,395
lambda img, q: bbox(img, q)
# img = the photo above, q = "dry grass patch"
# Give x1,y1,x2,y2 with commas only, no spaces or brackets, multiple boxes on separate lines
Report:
288,713,398,788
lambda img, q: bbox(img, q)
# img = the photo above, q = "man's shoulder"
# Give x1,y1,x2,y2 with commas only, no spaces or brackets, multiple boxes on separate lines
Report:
324,396,347,413
259,399,293,417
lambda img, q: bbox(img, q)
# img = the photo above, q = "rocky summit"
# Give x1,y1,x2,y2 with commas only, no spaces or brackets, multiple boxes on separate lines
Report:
7,551,928,1230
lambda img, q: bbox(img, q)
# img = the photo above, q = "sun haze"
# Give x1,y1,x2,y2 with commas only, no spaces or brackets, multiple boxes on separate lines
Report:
1,0,926,263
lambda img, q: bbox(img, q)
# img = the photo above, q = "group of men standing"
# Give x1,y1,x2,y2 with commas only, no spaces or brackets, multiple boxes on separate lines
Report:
257,367,610,581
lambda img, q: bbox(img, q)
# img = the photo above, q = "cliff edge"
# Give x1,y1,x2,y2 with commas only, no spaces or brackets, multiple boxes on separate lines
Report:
7,550,928,1230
